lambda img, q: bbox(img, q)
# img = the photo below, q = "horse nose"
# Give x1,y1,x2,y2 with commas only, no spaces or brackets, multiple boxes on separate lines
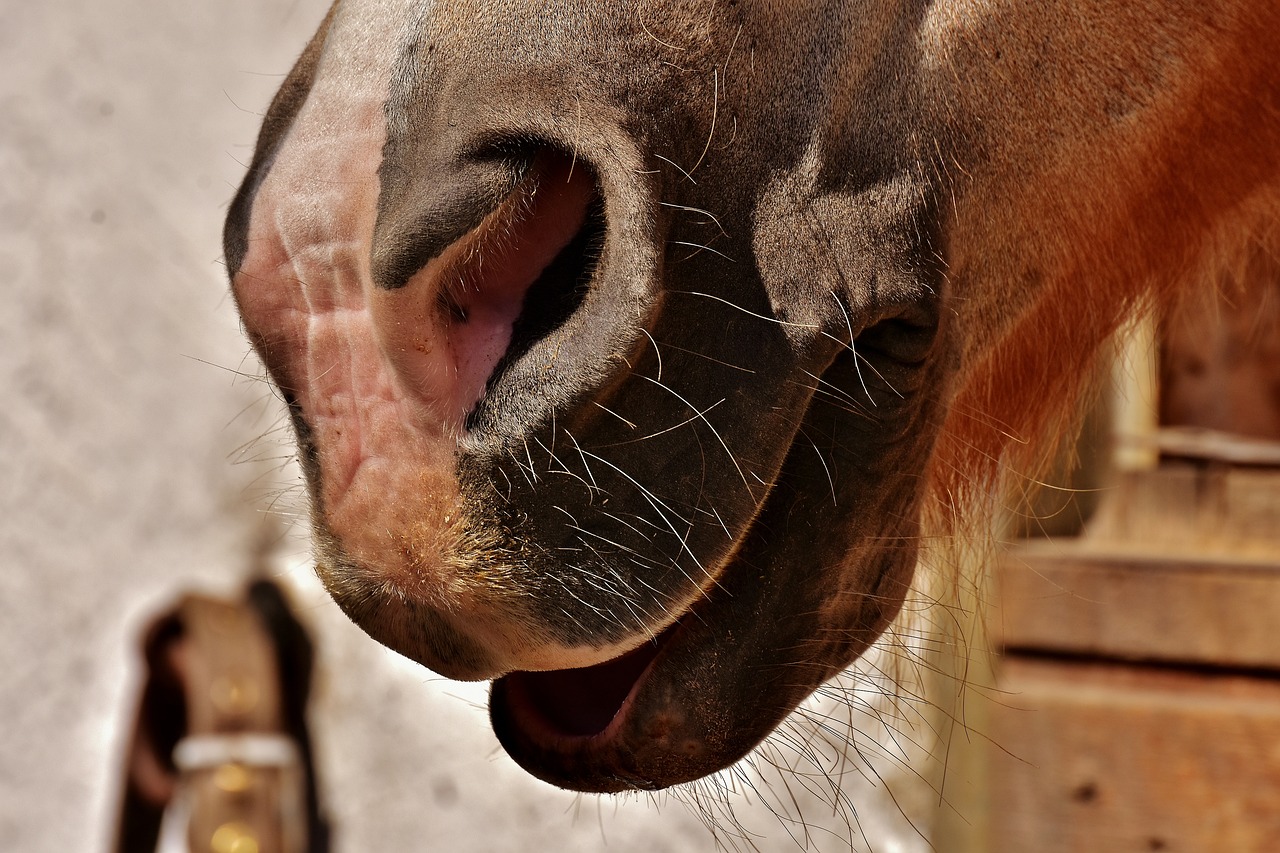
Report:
226,3,674,682
226,70,646,680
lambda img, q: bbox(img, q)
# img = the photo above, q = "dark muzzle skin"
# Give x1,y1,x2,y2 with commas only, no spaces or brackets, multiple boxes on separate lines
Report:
224,0,949,792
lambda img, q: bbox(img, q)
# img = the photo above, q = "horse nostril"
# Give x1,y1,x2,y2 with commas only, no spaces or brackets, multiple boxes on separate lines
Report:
480,179,606,410
372,156,533,294
370,151,603,429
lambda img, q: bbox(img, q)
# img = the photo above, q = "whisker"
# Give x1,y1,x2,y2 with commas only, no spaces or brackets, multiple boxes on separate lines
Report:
669,290,819,330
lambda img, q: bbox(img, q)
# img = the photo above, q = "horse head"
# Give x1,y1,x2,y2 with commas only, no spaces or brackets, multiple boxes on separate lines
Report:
224,0,1280,793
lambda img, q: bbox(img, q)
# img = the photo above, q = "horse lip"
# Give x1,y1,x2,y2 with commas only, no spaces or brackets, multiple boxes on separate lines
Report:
489,615,688,793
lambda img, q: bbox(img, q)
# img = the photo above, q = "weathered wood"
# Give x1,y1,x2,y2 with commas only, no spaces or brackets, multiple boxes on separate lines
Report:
1140,426,1280,467
1160,247,1280,442
998,545,1280,670
988,658,1280,853
972,254,1280,853
1085,463,1280,559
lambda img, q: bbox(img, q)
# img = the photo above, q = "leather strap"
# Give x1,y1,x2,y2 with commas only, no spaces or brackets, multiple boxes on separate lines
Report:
114,580,329,853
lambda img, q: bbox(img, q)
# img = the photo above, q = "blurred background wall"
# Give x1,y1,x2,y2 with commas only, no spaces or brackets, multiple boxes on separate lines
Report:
0,1,931,850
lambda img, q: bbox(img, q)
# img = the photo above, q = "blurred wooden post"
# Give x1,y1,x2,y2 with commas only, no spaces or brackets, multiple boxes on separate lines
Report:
1112,313,1160,472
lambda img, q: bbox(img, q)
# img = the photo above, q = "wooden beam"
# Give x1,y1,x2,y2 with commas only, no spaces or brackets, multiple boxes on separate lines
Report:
999,545,1280,670
988,658,1280,853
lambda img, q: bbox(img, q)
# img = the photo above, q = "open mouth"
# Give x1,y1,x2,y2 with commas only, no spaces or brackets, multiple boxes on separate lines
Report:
489,616,685,792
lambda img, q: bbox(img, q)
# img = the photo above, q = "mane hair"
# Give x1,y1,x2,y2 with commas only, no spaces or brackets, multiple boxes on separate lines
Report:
924,0,1280,524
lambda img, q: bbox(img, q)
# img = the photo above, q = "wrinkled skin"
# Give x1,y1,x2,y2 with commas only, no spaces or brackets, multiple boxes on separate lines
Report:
225,0,1280,792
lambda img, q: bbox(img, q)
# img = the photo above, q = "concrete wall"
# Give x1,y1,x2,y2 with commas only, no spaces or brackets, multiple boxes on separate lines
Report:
0,1,931,849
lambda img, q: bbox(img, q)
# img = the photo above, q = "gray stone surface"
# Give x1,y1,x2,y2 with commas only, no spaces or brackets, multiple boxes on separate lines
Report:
0,1,934,849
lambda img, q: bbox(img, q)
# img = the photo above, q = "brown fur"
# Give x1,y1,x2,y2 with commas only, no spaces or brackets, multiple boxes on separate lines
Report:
928,0,1280,505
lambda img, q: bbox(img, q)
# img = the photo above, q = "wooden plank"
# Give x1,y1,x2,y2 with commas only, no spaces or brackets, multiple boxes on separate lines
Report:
998,545,1280,669
988,658,1280,853
1159,247,1280,443
1085,464,1280,558
1142,426,1280,467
